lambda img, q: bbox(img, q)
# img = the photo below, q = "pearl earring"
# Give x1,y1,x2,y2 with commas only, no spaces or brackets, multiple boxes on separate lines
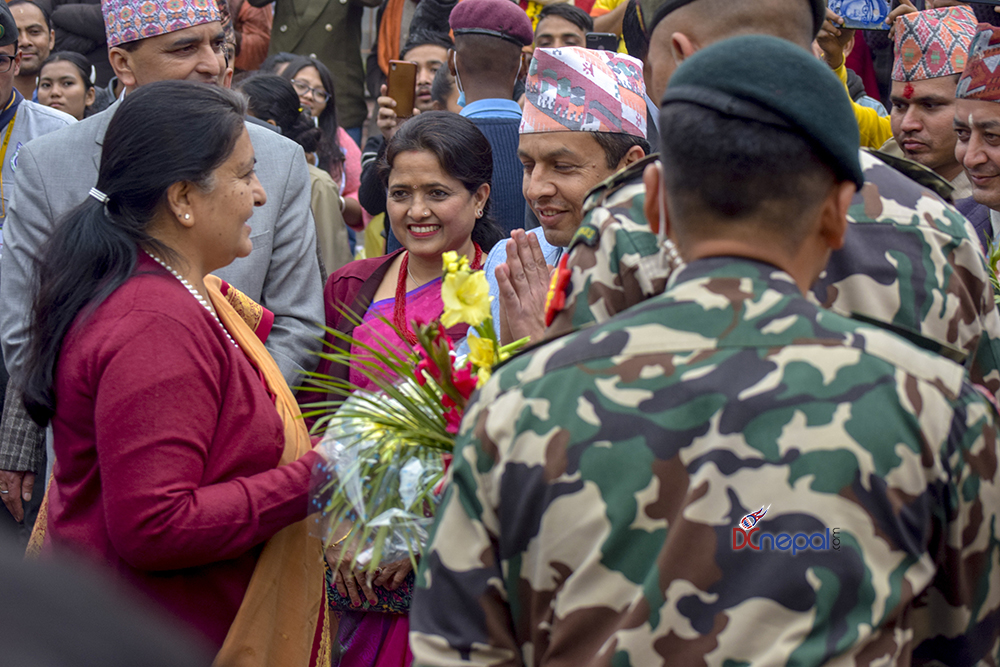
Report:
183,214,191,220
476,209,483,218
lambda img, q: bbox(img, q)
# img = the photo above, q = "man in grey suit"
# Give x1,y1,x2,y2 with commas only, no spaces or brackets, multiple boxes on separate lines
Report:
0,0,325,525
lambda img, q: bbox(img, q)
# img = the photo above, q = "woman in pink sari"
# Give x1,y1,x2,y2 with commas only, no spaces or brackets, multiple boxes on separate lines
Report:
311,112,505,666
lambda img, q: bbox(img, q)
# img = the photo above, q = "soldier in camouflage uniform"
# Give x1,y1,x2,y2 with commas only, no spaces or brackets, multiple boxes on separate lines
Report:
411,36,1000,667
546,0,1000,399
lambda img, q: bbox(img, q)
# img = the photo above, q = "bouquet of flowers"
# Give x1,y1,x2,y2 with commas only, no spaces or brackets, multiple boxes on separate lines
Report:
305,251,528,573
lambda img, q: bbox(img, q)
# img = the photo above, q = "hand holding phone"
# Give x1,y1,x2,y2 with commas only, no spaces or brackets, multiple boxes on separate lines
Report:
586,32,619,51
387,60,418,119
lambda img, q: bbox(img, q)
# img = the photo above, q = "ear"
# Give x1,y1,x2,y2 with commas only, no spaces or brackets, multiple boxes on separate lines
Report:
11,51,20,77
844,33,856,59
265,118,278,126
109,46,137,89
518,52,530,81
473,182,490,211
447,49,457,77
670,32,698,65
84,85,96,108
47,29,55,50
818,181,856,251
222,65,234,89
642,161,665,236
617,144,647,171
165,180,197,228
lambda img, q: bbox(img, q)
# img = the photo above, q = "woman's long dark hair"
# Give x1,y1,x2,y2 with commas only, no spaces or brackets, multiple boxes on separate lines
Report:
23,81,247,426
282,56,344,175
380,111,504,252
238,74,323,154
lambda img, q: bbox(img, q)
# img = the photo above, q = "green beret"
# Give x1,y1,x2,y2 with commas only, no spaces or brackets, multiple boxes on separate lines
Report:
0,2,17,48
662,35,864,189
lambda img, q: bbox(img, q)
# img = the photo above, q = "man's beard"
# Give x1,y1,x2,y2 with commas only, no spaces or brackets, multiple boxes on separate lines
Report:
18,61,41,78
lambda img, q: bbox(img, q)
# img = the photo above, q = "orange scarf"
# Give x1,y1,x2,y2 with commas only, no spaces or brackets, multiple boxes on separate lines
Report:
377,0,407,77
206,275,330,667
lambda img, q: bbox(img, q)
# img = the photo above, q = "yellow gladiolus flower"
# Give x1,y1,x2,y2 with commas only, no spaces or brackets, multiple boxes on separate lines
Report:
441,270,491,328
476,366,492,388
442,251,461,275
467,335,496,370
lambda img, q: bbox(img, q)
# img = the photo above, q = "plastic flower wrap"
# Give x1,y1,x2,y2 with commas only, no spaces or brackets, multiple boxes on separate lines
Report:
303,250,528,572
309,387,449,569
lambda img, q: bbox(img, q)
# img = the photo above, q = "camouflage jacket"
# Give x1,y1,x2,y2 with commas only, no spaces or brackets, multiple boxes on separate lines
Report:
546,154,671,339
411,257,1000,667
546,151,1000,397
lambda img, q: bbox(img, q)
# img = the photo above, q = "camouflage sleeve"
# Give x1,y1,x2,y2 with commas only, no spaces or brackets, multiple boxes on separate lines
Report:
546,192,673,339
409,366,525,667
812,153,1000,399
912,379,1000,662
965,242,1000,397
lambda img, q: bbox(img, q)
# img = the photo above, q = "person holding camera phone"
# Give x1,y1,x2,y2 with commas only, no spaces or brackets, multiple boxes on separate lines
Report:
358,29,453,225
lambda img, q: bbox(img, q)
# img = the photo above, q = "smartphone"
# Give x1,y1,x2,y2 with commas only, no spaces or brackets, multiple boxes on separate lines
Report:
585,32,619,51
387,60,418,118
828,0,890,31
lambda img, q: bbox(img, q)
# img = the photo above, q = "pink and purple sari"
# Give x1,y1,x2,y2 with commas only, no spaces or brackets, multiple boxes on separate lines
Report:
349,278,467,392
338,278,467,667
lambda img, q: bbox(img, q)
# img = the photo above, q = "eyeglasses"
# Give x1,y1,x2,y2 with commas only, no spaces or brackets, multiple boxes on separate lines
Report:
0,54,17,73
290,79,331,103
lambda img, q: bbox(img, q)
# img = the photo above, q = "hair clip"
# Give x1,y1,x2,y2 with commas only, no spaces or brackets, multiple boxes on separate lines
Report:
89,65,96,84
89,187,109,204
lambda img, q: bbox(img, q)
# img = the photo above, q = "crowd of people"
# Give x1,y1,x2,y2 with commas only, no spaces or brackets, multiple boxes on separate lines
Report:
1,0,1000,664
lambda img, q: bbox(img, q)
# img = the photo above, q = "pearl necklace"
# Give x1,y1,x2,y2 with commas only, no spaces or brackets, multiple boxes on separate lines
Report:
144,251,238,348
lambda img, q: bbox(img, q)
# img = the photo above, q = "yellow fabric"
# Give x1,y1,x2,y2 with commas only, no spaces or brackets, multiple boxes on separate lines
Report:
364,212,387,259
207,275,330,667
24,477,48,559
589,0,618,15
835,62,893,150
589,0,627,52
526,0,542,29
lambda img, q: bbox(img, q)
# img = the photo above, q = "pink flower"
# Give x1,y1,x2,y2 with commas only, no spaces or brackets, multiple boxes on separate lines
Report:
416,356,438,386
452,363,477,400
433,454,454,496
444,406,462,435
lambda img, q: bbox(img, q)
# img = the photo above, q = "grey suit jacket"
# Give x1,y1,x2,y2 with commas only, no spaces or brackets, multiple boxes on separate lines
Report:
0,100,325,389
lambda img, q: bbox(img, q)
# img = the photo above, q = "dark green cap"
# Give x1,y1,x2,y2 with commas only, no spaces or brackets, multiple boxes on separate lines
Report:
662,35,864,189
0,2,17,48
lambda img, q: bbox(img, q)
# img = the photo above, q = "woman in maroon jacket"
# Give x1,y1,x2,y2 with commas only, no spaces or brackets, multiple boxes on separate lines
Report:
20,82,326,662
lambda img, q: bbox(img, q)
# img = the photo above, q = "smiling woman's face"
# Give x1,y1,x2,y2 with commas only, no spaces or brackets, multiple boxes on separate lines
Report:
386,149,488,263
293,66,327,118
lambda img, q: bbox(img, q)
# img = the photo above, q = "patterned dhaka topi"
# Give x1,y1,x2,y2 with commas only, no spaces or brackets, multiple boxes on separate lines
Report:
893,6,977,82
103,0,222,48
519,46,647,138
957,24,1000,103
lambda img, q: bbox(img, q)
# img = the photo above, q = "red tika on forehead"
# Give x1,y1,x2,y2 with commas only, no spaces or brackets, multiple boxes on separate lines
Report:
904,83,915,99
